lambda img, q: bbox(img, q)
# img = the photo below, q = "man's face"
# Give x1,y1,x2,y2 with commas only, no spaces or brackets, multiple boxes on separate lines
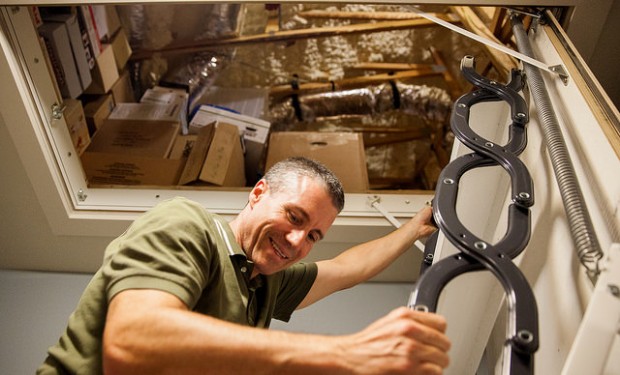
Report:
240,176,339,277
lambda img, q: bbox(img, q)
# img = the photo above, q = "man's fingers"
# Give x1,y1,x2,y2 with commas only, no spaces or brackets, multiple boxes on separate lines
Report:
410,309,448,333
388,307,451,352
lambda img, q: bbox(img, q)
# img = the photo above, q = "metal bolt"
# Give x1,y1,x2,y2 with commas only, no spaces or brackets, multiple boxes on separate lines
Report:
77,189,87,202
518,192,531,200
443,178,455,185
516,112,526,118
424,254,434,264
474,241,488,250
516,330,534,344
485,142,494,147
240,266,248,273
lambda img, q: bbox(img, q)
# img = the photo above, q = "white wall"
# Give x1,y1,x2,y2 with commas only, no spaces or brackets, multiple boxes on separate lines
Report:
0,269,412,375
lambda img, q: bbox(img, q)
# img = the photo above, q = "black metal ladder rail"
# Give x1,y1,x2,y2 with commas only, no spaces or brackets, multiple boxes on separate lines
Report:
408,55,539,374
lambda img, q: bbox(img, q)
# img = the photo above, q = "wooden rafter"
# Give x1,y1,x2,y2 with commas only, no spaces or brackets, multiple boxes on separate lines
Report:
298,10,460,22
269,68,445,97
449,6,518,79
131,17,460,60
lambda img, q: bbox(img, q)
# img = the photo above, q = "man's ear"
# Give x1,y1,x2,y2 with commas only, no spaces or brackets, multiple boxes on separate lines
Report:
249,179,268,207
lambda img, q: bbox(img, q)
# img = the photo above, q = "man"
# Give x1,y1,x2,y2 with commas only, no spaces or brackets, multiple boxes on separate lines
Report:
38,157,450,375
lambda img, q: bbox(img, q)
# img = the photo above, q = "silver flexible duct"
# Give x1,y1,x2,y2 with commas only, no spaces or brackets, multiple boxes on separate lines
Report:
511,15,603,281
268,82,452,131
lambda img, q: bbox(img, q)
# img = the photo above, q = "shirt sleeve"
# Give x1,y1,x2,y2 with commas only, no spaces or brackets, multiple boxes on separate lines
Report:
272,262,318,322
103,197,219,309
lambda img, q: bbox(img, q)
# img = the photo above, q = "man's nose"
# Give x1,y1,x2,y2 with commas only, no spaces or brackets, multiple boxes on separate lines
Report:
287,229,306,247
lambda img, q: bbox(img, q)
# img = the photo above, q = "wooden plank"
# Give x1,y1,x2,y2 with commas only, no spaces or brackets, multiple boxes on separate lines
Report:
490,7,507,36
131,17,458,60
298,10,460,22
270,68,444,97
429,46,462,100
352,62,442,72
449,6,518,79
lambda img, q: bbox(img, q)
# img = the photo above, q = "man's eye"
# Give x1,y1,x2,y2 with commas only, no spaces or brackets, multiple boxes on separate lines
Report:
288,211,300,224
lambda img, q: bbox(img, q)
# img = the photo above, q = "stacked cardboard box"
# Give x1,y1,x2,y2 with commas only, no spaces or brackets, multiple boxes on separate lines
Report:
265,132,369,193
81,119,184,186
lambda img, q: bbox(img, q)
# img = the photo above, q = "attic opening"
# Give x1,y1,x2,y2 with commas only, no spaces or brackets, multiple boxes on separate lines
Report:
33,3,557,194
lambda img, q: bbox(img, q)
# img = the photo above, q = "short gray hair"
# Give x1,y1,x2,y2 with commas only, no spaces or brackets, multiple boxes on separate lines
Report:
263,157,345,213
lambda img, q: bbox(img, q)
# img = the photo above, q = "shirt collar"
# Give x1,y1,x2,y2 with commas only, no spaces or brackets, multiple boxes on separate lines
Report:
214,218,259,284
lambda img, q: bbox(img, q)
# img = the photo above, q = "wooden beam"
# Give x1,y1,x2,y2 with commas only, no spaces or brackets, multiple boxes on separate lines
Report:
429,47,462,100
131,17,459,60
490,7,508,36
298,10,459,22
270,68,445,97
352,62,443,72
449,6,518,79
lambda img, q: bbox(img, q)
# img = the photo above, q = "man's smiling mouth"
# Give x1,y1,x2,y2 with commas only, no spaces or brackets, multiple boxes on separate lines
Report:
270,238,290,260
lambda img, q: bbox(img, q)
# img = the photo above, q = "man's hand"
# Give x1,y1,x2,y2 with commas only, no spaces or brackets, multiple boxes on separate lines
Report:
340,307,450,375
404,205,437,240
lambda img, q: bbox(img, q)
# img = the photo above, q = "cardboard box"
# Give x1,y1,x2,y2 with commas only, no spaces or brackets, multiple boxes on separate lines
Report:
178,122,246,187
193,86,268,119
90,5,121,42
169,135,197,160
83,94,114,136
109,102,181,123
81,152,185,186
42,12,93,91
86,119,180,158
189,105,270,184
85,43,119,94
110,69,135,104
141,86,188,134
110,28,132,70
39,20,83,98
265,132,369,192
82,118,184,186
63,98,90,155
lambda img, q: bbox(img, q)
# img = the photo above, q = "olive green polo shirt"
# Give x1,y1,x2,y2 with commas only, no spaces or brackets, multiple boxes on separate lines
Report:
38,197,318,375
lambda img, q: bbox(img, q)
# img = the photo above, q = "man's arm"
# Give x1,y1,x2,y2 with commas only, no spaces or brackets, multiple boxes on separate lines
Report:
103,288,450,375
299,206,436,309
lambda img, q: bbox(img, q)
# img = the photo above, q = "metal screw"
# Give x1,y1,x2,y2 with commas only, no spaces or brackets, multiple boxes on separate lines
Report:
609,284,620,298
77,189,87,202
443,178,455,185
516,330,534,344
485,142,494,147
518,192,531,200
516,112,526,118
424,254,434,264
474,241,488,250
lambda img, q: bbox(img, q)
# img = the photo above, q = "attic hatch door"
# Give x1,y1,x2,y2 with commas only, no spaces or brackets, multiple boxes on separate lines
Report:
0,5,430,238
